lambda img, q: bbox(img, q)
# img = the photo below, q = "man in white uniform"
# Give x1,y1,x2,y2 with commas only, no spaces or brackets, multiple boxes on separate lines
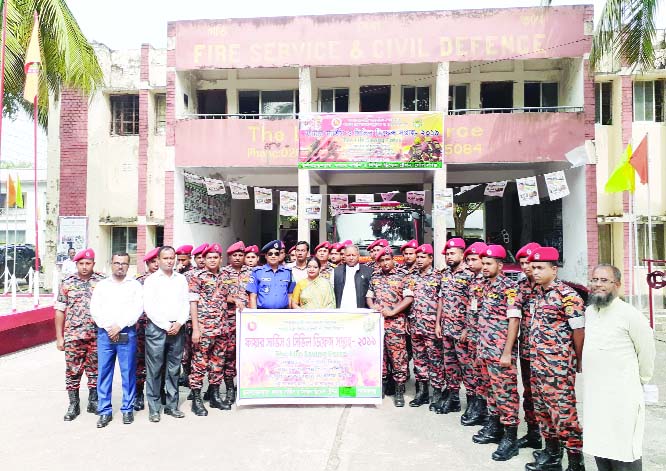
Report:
583,264,656,471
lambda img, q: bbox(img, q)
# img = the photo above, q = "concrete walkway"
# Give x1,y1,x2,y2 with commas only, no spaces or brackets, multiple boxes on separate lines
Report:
2,342,665,471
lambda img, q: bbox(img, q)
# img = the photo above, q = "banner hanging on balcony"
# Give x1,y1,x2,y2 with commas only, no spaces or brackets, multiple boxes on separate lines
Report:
298,112,443,169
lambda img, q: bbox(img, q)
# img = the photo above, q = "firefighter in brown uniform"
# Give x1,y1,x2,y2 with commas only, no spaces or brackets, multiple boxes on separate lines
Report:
472,245,522,462
515,242,543,450
314,241,334,281
189,243,227,415
55,248,105,421
218,241,252,409
244,245,260,268
460,241,489,425
406,244,444,408
179,243,208,388
366,238,389,273
133,247,160,411
526,247,585,471
366,246,414,407
400,239,419,273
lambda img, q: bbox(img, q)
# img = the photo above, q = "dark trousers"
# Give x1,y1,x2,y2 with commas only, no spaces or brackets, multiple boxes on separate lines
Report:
97,326,137,416
145,320,185,413
595,457,642,471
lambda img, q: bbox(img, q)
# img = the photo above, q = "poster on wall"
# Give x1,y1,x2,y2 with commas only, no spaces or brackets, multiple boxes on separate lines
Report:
279,191,298,217
380,191,399,202
304,194,322,219
184,174,231,226
516,177,540,207
407,191,426,206
299,112,443,169
254,187,273,211
237,309,383,405
544,171,570,201
484,181,508,198
57,217,88,263
433,189,454,215
229,181,250,200
355,194,374,203
330,194,349,209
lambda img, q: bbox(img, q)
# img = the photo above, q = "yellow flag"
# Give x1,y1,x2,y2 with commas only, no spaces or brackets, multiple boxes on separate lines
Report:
604,144,635,193
23,14,41,102
7,175,16,207
15,176,23,209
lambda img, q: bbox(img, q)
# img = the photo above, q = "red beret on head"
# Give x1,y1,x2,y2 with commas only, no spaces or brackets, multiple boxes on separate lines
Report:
375,246,393,261
143,247,159,262
463,242,488,258
446,238,466,249
227,241,246,254
204,243,223,255
415,243,433,255
175,245,193,255
288,245,296,254
528,247,559,263
400,239,418,252
192,243,209,256
342,239,353,247
330,243,344,251
315,241,330,251
368,239,389,250
516,242,542,260
244,245,259,254
483,244,507,259
73,248,95,262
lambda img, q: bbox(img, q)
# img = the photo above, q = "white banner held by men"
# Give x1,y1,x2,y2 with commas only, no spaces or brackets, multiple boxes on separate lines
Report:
305,194,322,219
254,187,273,210
516,177,540,206
543,171,570,201
279,191,298,217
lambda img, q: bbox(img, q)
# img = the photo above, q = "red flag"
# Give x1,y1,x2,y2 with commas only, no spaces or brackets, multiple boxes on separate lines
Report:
629,135,648,184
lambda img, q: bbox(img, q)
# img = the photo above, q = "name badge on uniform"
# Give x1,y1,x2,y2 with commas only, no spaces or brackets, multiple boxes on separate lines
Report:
470,297,478,311
262,286,270,293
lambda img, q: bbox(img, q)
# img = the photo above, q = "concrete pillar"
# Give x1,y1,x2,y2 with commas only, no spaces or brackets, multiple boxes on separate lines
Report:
423,182,433,245
298,67,313,243
513,61,525,108
433,62,450,268
349,67,360,112
319,184,328,243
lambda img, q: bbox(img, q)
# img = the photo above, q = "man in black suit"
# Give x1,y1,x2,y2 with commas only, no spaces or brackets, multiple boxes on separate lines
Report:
333,245,372,309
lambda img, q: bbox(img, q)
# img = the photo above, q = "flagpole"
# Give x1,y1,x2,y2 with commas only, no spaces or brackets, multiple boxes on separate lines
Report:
3,177,8,294
33,95,39,304
0,0,7,165
12,188,16,278
628,191,634,304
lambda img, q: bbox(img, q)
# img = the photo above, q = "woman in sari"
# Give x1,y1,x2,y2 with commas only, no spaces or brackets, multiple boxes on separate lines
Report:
290,257,336,309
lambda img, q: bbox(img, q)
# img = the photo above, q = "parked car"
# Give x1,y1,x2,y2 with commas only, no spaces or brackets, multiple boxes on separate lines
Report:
0,244,42,283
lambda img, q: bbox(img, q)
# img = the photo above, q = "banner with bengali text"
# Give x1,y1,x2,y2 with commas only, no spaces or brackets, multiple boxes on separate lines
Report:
299,112,443,169
237,309,383,405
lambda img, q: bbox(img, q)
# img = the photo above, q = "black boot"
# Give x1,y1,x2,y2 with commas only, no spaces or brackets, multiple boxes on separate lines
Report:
190,389,208,416
429,388,443,411
409,381,430,407
565,450,585,471
134,384,145,411
518,423,543,449
460,394,476,424
473,415,503,444
87,388,98,414
384,376,396,396
462,396,487,426
220,378,235,410
178,365,190,388
203,386,211,401
492,425,519,461
63,390,80,421
432,388,450,413
436,389,461,414
526,438,563,471
393,383,406,407
208,384,224,410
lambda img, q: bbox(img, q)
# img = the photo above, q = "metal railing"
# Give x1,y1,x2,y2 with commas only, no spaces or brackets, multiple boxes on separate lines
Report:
182,113,297,120
448,106,584,115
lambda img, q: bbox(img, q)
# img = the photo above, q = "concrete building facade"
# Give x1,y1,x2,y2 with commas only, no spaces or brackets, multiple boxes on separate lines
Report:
46,5,597,286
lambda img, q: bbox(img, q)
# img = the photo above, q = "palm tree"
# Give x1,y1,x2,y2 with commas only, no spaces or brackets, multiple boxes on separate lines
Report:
544,0,662,71
2,0,103,125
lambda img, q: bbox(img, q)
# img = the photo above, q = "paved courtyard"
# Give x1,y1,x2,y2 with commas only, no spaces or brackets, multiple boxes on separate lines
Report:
1,338,665,471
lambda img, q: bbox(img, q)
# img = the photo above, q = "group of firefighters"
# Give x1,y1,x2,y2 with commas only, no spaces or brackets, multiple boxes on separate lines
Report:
54,235,585,471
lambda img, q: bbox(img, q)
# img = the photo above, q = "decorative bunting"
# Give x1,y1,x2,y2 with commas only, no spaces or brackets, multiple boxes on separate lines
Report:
229,181,250,200
516,177,540,206
380,191,399,202
305,194,323,219
484,181,508,198
279,191,297,216
456,185,480,196
355,194,374,203
544,171,570,201
406,191,425,206
203,177,226,195
330,194,349,209
433,188,454,215
254,187,273,210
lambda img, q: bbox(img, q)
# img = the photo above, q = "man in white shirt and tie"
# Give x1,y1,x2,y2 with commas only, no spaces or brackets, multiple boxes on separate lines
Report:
143,246,190,422
90,252,143,428
61,248,77,277
333,245,372,309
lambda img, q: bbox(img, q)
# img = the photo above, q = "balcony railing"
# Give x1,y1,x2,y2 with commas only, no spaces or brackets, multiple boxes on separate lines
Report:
448,106,584,115
0,208,26,217
182,113,297,120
